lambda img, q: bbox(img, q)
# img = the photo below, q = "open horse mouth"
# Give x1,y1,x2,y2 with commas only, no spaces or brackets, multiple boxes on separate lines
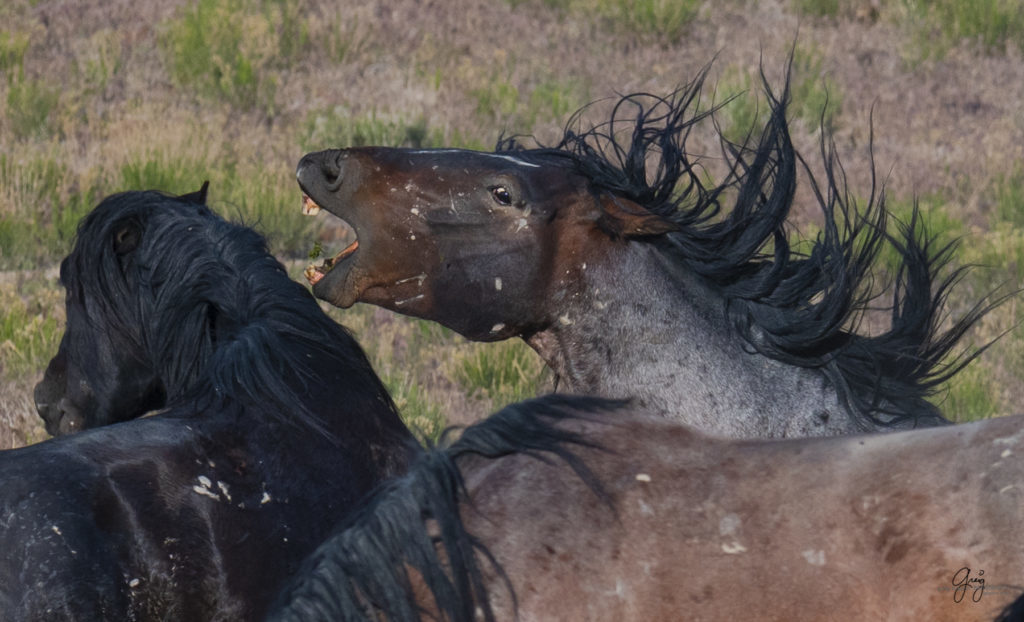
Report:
301,194,359,287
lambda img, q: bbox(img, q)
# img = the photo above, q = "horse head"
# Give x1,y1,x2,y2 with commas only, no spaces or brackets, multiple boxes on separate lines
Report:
296,146,676,342
33,184,209,436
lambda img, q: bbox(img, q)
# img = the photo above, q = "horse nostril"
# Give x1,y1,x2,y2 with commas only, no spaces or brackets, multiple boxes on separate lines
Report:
320,150,350,191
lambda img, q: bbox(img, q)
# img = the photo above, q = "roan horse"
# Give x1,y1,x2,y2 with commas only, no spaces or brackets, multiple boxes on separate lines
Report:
8,188,418,620
295,72,991,438
268,394,1024,622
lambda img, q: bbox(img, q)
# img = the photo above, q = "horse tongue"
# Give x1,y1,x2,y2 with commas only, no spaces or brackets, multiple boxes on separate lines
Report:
304,240,359,286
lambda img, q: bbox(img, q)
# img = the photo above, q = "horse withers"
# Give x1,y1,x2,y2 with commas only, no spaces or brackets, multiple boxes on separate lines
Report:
6,188,418,620
271,395,1024,622
295,70,993,438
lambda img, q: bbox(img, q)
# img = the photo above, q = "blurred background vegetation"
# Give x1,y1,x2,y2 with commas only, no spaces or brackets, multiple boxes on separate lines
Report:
2,0,1023,447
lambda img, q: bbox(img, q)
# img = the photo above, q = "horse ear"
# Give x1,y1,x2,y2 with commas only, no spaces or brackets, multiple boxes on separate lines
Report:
596,195,679,238
113,219,142,256
178,181,210,205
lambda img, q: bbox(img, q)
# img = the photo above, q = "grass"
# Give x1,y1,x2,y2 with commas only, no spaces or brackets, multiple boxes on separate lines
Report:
0,153,96,269
0,31,29,75
383,372,447,443
455,341,546,408
715,44,843,143
590,0,700,41
937,360,1002,423
0,281,62,379
473,75,590,135
791,0,840,18
900,0,1024,57
991,164,1024,228
301,109,446,152
161,0,310,113
6,75,59,140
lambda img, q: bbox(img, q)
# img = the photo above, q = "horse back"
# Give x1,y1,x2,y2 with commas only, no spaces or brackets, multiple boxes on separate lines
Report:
0,415,391,621
459,413,1024,621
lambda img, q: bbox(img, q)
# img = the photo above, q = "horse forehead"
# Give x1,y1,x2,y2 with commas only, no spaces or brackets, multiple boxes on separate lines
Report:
402,149,542,170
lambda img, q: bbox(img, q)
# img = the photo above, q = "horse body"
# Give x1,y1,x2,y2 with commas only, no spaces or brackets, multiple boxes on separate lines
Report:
270,396,1024,622
461,415,1019,621
11,190,417,620
296,72,984,438
1,418,345,620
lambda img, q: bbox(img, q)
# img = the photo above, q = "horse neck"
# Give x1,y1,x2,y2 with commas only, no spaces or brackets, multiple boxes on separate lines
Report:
525,241,866,438
154,259,410,455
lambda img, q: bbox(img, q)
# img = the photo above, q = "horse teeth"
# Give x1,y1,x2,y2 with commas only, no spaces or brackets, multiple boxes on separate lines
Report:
304,264,323,285
301,195,321,216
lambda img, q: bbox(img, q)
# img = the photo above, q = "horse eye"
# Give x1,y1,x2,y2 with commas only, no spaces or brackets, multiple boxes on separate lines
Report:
490,186,512,206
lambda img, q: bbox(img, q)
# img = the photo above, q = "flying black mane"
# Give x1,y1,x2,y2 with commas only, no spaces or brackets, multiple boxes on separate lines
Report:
268,394,624,622
63,189,399,435
497,67,993,428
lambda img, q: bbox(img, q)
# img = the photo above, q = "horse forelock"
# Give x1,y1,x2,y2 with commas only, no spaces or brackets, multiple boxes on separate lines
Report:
66,190,396,436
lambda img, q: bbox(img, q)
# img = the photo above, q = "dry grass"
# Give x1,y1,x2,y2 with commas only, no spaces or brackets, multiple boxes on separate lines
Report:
2,0,1023,446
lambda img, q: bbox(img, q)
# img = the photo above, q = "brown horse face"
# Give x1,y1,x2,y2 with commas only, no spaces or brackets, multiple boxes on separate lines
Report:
296,147,603,340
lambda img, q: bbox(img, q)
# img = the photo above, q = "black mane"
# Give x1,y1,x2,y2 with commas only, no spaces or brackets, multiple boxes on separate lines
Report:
63,190,399,435
498,67,993,429
268,394,624,622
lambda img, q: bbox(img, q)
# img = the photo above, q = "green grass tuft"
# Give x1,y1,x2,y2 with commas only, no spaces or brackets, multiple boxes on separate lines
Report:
0,283,62,379
384,372,447,443
119,155,210,195
456,341,545,409
592,0,700,41
0,30,29,75
791,0,840,18
902,0,1024,58
991,164,1024,228
301,109,446,152
933,359,1002,423
161,0,309,113
473,75,589,134
6,75,59,140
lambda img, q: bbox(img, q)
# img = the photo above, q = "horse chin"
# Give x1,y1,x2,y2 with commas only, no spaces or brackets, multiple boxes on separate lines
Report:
311,258,362,309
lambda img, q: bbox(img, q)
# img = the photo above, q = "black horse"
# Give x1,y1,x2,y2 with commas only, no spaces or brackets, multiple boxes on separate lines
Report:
5,188,418,620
